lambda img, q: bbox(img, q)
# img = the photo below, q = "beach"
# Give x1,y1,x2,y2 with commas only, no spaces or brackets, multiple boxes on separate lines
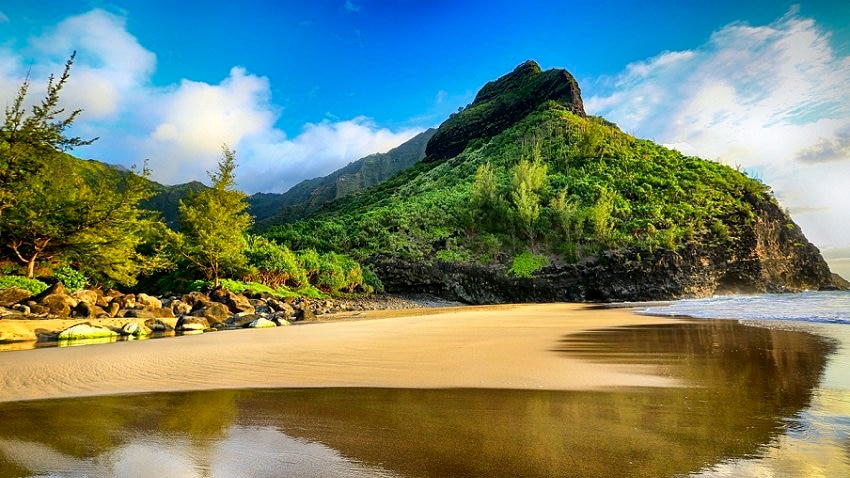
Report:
0,303,679,403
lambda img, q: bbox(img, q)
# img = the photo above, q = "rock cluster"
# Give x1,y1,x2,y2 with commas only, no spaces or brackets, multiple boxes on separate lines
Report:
0,285,426,342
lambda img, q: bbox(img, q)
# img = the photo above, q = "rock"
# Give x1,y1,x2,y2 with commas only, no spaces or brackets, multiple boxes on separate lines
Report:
120,308,157,319
11,304,30,314
171,300,192,316
246,317,276,328
135,293,163,310
105,302,121,318
34,282,68,300
182,291,212,310
71,289,99,305
144,318,173,332
71,301,99,319
175,315,209,332
192,302,231,322
57,323,119,340
155,307,176,318
294,307,316,321
27,303,49,315
225,314,258,328
425,60,585,161
267,299,295,317
0,287,33,307
40,293,77,316
115,294,136,310
272,313,292,326
121,322,150,336
209,287,255,314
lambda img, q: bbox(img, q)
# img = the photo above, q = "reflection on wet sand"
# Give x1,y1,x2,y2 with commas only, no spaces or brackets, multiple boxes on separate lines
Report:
0,320,839,478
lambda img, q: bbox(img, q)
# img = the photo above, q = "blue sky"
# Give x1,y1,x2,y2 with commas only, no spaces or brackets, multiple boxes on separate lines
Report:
1,1,849,276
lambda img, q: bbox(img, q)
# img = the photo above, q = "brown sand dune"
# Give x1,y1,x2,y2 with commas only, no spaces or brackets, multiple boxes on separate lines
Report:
0,303,679,403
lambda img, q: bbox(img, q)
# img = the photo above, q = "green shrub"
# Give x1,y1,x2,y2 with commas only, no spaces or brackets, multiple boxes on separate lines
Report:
297,249,322,282
245,237,308,287
509,251,549,279
0,275,49,294
316,253,347,292
54,266,88,292
362,266,384,294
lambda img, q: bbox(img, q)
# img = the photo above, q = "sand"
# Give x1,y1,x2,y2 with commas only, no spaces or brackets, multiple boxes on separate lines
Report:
0,303,680,403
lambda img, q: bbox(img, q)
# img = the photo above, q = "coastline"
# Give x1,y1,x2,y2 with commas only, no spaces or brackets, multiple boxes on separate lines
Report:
0,303,681,403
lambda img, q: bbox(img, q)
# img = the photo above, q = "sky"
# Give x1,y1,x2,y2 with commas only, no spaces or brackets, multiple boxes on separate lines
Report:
0,0,849,277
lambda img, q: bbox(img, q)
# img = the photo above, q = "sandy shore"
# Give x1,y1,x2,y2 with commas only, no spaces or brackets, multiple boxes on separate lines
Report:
0,303,680,403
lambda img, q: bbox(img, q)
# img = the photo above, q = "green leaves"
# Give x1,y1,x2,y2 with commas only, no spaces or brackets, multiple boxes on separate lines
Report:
174,145,252,286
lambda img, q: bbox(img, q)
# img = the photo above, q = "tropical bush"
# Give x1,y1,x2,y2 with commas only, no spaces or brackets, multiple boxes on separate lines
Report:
0,275,49,294
508,251,549,278
53,266,88,292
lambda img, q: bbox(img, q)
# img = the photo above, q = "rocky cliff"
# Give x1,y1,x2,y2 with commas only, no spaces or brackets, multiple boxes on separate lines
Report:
370,196,836,303
425,60,584,161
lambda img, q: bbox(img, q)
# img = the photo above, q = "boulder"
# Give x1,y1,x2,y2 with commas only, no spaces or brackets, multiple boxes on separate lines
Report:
225,314,258,328
57,323,119,340
11,304,31,315
176,315,209,332
0,287,33,307
144,318,173,332
114,294,136,310
105,302,121,318
34,282,68,300
71,289,99,305
171,300,192,316
135,293,163,311
120,308,157,319
272,313,292,326
209,288,255,314
182,291,212,310
120,322,150,336
71,301,100,319
40,293,77,316
246,317,276,328
294,307,316,321
155,307,176,318
192,302,231,322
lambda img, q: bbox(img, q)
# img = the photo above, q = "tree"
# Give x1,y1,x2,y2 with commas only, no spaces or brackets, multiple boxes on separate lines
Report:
510,158,548,245
0,53,94,216
0,54,160,284
175,145,252,287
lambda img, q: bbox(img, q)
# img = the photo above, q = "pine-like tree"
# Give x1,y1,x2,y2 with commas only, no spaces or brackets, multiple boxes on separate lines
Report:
175,145,252,286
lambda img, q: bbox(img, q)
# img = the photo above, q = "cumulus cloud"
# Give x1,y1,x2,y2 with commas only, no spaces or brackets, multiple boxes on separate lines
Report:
0,8,417,193
586,9,850,271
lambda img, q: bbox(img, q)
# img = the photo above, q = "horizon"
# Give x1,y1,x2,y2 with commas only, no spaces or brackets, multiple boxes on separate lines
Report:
1,1,848,277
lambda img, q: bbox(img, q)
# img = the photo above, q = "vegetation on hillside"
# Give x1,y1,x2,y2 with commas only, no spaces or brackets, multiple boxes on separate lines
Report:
266,102,773,271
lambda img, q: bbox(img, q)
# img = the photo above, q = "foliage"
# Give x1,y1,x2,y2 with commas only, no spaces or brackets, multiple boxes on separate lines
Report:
53,266,87,292
0,275,49,294
265,103,774,274
0,57,163,286
508,251,549,278
172,145,252,287
362,265,384,294
244,235,307,288
0,53,94,216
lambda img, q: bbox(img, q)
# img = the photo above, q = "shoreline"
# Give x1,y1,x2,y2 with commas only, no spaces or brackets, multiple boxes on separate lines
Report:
0,303,683,403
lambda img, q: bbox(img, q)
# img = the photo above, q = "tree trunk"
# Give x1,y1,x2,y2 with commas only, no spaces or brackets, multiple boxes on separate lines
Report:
27,254,37,279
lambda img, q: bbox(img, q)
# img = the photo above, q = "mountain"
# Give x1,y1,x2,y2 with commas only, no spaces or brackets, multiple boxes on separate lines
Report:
264,60,839,302
248,128,436,228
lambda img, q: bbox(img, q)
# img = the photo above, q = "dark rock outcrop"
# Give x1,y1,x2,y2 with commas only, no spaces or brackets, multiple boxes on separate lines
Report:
425,60,585,161
370,199,834,303
0,288,32,308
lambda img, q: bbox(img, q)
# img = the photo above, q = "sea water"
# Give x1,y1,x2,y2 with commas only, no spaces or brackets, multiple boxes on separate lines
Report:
641,290,850,477
638,290,850,325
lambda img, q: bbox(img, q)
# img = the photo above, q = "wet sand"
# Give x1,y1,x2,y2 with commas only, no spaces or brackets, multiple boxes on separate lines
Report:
0,303,679,403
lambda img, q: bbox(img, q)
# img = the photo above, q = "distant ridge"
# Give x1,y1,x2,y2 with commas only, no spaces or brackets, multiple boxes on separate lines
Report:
249,128,436,228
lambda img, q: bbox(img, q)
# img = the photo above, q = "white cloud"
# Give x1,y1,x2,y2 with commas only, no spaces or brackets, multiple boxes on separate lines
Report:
0,8,417,194
586,10,850,274
344,0,361,13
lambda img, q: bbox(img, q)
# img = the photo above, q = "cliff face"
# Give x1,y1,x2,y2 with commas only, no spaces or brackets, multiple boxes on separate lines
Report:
371,185,835,303
424,60,584,161
274,60,840,303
